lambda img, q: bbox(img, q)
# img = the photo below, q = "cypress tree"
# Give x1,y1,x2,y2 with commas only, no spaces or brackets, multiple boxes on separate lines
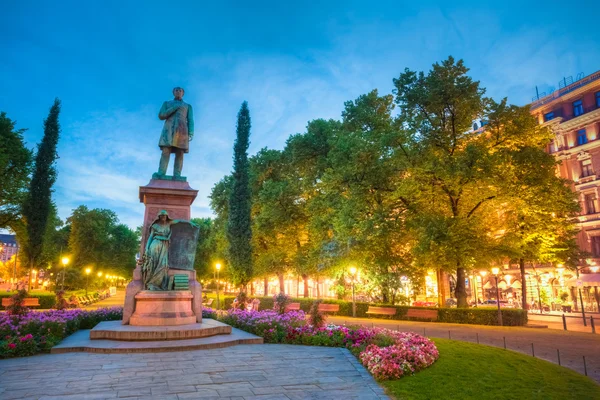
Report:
22,98,61,279
227,101,253,288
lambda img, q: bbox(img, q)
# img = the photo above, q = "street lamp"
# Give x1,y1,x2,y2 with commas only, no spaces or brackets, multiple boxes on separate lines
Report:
85,267,92,295
31,269,37,290
349,266,357,317
491,267,503,326
479,271,488,302
61,257,69,290
215,263,222,310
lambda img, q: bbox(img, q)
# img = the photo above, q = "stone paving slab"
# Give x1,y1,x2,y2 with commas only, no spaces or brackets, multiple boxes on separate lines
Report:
0,344,389,399
52,327,263,354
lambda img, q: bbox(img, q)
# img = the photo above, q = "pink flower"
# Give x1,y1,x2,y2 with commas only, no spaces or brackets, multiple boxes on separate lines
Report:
7,343,16,349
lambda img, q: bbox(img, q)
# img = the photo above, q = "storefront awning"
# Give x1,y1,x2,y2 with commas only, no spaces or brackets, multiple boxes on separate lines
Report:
511,280,522,288
498,281,508,289
565,274,600,287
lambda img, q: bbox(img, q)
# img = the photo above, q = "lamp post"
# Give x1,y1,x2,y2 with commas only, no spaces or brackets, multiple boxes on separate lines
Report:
491,267,503,326
85,268,92,295
349,266,357,317
61,257,69,290
215,263,221,310
479,271,487,302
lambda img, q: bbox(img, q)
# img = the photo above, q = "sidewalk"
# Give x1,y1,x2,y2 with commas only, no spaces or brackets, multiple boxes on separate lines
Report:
328,315,600,383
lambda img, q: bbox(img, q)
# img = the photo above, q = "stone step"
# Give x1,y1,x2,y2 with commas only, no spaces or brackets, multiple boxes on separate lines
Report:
52,327,263,354
90,319,232,341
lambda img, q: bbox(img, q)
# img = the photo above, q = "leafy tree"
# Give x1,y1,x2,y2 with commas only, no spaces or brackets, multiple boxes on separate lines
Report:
67,206,138,279
22,99,61,276
487,101,581,307
393,58,504,307
0,112,32,231
227,101,253,288
191,217,218,278
320,90,416,303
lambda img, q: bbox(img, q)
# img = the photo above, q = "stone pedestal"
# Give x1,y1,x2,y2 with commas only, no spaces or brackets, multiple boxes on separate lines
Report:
129,291,196,326
122,178,202,326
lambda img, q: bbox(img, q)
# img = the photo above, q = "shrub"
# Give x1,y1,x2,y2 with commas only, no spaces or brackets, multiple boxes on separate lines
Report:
221,296,528,326
6,289,29,316
308,300,326,328
202,306,217,319
273,292,292,314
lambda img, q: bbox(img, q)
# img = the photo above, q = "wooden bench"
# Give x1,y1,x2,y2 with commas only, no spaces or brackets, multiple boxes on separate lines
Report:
317,303,340,313
203,298,214,307
406,308,438,321
2,298,41,308
365,306,397,316
285,302,301,312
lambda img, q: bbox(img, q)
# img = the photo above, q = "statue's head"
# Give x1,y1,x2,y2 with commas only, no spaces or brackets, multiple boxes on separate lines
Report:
156,209,170,222
172,87,184,100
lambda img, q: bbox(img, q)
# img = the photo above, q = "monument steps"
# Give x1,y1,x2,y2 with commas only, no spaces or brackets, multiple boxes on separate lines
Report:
90,319,233,341
52,324,263,354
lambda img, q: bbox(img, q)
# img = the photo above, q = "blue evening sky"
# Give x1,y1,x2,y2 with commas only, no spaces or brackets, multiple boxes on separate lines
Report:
2,1,599,229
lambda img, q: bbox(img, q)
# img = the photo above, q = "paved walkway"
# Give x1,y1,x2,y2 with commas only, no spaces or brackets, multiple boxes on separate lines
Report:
328,316,600,383
0,344,388,400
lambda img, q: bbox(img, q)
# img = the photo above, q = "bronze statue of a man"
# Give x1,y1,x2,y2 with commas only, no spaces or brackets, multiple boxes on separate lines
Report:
155,87,194,179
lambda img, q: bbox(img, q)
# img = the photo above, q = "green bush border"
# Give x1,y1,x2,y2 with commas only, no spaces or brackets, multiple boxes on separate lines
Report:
219,296,527,326
0,292,57,309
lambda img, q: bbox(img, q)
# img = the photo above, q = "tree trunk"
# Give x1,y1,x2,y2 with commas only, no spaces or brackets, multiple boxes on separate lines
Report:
456,266,468,308
250,281,254,296
302,274,309,297
316,277,320,299
263,277,268,296
278,273,285,294
519,258,528,310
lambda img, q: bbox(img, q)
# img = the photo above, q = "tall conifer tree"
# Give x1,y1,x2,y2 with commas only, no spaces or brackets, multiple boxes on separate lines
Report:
23,98,61,276
227,101,253,287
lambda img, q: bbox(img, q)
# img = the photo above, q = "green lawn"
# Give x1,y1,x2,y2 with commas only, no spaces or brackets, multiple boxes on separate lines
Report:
382,338,600,400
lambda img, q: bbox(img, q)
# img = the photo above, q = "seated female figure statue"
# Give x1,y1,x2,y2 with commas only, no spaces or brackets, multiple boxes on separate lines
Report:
142,210,179,291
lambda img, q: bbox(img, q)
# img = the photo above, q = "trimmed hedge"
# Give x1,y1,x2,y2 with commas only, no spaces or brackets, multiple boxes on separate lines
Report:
222,295,527,326
0,292,57,310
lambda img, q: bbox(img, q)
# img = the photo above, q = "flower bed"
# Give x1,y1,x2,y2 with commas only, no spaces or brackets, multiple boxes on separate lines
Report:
0,307,123,358
216,308,438,380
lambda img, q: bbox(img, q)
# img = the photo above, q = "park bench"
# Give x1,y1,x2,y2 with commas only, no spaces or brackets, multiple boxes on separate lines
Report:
317,303,340,314
2,298,41,308
406,308,438,321
365,306,397,317
285,302,301,312
77,296,90,305
203,298,214,307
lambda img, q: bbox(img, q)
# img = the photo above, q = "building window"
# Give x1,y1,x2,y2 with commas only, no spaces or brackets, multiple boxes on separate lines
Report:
581,159,594,177
544,112,555,121
592,236,600,257
573,100,584,117
549,140,557,153
596,92,600,108
577,129,588,145
585,193,597,214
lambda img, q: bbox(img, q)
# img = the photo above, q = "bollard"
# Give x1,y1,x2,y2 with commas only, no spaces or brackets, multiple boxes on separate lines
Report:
562,314,567,331
591,316,596,334
584,356,588,376
531,343,535,357
448,330,451,339
503,337,506,350
476,333,479,344
557,349,561,366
